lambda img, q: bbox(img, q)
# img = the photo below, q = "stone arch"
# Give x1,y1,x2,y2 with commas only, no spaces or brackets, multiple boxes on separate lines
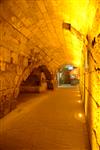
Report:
38,65,54,89
16,64,54,94
13,62,36,98
38,65,53,80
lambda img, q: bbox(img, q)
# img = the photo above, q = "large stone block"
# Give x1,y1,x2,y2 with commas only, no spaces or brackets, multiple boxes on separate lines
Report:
15,75,19,85
0,46,11,63
23,57,28,67
0,62,6,71
0,92,17,118
11,52,18,64
3,95,11,115
17,66,23,75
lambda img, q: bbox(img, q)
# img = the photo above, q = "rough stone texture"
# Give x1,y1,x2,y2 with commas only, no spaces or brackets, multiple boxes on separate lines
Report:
80,10,100,150
0,0,100,149
89,34,100,150
0,0,69,117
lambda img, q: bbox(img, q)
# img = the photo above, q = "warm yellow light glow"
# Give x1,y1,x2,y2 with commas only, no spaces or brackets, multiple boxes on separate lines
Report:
77,94,81,97
74,112,85,123
64,30,83,67
61,0,96,66
62,0,90,32
77,100,82,104
78,113,83,118
87,0,97,32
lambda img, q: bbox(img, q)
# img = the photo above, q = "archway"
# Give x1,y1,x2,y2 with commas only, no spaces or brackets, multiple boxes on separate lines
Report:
57,64,80,87
38,65,54,89
19,65,54,93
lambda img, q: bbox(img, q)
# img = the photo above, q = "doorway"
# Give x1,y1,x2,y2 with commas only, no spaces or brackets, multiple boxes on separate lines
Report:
57,64,80,87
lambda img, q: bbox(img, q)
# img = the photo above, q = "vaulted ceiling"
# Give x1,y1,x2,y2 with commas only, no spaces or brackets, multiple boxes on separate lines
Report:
0,0,99,69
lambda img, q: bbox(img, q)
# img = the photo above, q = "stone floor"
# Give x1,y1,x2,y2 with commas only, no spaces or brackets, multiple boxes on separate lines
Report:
0,86,90,150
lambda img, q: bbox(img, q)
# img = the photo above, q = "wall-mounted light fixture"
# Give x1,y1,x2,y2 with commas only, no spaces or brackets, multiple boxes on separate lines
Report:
62,22,85,42
62,22,71,30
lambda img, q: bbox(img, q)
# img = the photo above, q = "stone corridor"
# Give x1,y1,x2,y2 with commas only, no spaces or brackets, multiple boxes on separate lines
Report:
0,86,90,150
0,0,100,149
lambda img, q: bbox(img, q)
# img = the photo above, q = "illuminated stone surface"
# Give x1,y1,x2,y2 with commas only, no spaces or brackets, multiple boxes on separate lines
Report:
0,0,100,149
80,26,100,150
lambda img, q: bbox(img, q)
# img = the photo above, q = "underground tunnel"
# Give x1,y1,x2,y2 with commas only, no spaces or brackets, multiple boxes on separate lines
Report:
0,0,100,150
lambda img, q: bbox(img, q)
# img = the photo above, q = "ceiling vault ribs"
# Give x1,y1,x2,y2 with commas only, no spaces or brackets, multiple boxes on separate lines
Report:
42,0,66,54
0,0,98,68
1,15,60,67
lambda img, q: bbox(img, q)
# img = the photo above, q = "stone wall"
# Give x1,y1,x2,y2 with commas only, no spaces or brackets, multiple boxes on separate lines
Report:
0,5,60,118
80,1,100,148
88,34,100,150
80,34,100,150
0,18,57,118
0,42,57,117
0,46,56,118
0,47,35,117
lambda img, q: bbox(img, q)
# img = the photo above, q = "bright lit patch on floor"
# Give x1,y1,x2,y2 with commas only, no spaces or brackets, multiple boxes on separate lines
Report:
77,100,82,104
77,94,81,97
78,113,83,118
74,112,86,123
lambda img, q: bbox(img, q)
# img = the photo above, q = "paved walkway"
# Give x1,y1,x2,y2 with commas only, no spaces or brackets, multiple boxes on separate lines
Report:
0,86,90,150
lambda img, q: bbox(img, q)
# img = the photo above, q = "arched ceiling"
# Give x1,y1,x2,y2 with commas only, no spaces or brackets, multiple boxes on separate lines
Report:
0,0,98,68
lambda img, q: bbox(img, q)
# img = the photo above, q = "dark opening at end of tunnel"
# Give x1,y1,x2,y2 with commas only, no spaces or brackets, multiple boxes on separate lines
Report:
57,64,80,87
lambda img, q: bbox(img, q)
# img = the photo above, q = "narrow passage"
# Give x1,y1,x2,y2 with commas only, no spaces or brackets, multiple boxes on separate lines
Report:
0,86,90,150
